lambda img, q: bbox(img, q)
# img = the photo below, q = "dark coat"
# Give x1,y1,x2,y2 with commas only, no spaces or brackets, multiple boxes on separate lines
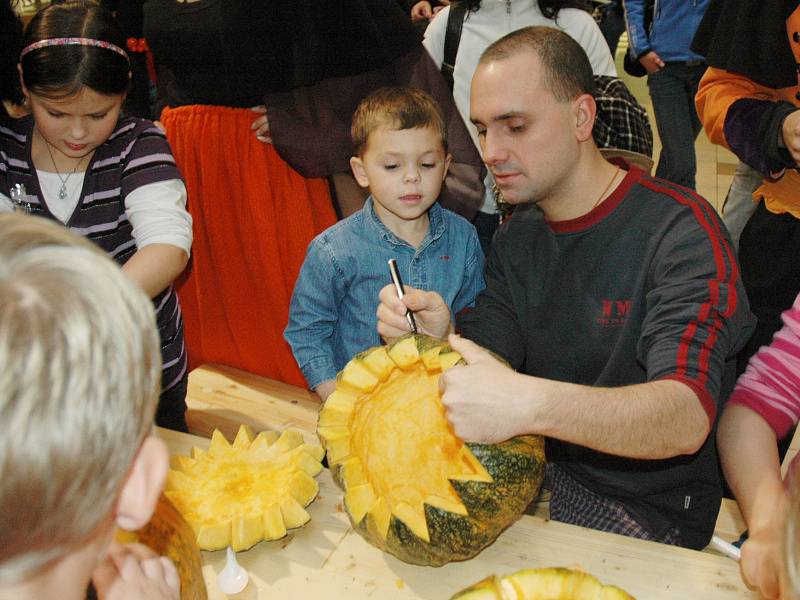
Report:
692,0,800,88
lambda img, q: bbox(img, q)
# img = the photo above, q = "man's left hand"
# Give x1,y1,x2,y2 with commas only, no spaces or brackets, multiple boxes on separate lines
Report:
440,334,531,443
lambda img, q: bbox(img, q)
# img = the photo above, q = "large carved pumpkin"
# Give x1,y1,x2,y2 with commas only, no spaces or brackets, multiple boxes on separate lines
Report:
316,334,545,566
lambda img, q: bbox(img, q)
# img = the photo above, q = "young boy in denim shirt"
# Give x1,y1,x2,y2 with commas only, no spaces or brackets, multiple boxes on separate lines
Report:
284,87,484,401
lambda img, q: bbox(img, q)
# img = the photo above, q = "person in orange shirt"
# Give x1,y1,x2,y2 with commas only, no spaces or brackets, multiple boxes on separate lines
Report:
694,0,800,375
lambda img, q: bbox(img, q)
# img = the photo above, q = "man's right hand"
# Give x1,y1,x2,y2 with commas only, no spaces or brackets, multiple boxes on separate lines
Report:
376,284,453,342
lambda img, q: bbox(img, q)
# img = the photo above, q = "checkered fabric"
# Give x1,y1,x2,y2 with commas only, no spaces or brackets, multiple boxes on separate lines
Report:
546,463,681,545
592,75,654,160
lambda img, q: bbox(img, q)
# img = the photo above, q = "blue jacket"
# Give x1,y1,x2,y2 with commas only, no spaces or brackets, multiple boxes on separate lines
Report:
284,197,485,390
625,0,709,62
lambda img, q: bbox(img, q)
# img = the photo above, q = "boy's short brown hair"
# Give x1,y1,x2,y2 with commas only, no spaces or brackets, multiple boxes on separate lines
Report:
0,214,161,582
351,86,448,155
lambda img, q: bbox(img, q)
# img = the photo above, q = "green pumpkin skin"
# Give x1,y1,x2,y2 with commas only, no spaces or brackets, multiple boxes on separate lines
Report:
359,436,545,566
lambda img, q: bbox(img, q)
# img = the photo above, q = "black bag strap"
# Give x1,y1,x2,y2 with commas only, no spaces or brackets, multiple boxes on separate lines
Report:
441,2,467,92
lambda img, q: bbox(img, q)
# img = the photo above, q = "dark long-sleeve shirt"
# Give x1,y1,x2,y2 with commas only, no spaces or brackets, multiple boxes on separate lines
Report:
458,165,755,549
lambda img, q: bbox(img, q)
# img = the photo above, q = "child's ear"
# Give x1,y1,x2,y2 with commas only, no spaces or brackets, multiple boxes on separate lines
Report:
350,156,370,188
442,153,452,181
114,435,169,531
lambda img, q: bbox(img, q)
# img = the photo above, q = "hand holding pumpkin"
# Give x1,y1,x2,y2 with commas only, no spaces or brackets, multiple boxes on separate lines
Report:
440,334,533,444
376,284,453,342
738,483,790,600
92,541,180,600
739,521,784,600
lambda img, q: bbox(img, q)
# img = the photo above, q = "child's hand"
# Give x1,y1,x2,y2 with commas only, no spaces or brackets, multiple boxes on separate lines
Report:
92,541,180,600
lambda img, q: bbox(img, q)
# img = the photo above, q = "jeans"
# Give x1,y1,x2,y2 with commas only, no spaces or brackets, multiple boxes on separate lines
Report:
647,62,706,189
721,161,760,249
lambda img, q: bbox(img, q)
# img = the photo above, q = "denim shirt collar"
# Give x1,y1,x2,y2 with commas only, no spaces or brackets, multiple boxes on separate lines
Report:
363,196,447,254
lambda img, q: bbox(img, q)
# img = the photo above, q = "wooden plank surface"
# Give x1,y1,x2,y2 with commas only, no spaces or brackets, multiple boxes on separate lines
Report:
157,424,755,600
186,365,748,540
186,364,321,443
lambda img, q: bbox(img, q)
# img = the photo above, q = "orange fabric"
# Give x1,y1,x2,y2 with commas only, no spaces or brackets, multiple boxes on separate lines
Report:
757,170,800,218
695,67,792,149
695,7,800,148
161,105,336,387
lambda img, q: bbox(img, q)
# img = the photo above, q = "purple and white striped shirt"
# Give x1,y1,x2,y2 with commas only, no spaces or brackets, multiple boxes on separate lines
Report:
0,114,188,394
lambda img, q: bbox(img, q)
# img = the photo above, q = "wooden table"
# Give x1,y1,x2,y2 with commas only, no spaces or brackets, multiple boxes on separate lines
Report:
179,365,757,599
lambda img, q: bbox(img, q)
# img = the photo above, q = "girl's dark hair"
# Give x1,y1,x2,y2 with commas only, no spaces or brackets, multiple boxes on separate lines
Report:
20,0,128,99
463,0,589,21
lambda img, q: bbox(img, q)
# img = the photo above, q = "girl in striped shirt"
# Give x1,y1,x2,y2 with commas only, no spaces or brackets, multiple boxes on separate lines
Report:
0,1,192,431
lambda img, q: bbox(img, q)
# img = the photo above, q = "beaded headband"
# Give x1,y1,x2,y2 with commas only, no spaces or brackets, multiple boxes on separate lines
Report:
20,37,130,63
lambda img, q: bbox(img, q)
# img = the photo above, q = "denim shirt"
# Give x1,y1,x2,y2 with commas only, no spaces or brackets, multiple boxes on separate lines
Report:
284,197,485,389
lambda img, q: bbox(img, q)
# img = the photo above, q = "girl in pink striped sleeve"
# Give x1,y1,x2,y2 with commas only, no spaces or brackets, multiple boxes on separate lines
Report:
718,292,800,600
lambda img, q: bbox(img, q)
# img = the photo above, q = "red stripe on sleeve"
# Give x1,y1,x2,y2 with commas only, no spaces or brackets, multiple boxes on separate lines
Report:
640,178,740,397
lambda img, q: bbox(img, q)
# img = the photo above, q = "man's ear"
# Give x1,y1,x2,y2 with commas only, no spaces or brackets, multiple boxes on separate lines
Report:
573,93,597,142
115,435,169,531
350,156,370,188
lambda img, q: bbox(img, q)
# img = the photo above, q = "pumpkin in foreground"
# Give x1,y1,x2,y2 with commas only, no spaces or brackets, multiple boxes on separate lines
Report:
117,494,208,600
451,567,635,600
165,425,324,551
316,333,546,566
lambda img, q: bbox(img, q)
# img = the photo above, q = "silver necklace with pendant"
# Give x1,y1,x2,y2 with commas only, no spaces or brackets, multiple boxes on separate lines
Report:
43,139,87,200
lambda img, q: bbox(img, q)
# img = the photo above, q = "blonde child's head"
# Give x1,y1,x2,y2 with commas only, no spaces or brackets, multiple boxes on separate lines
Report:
0,214,163,584
351,86,448,157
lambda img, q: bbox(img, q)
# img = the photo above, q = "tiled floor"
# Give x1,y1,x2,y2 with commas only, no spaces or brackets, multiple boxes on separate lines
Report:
614,40,737,214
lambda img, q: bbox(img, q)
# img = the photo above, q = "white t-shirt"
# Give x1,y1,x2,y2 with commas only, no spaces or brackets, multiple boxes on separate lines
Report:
0,176,192,255
423,1,617,213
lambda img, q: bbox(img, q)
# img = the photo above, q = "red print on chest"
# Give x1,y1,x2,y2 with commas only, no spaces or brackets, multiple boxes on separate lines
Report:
596,299,632,327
